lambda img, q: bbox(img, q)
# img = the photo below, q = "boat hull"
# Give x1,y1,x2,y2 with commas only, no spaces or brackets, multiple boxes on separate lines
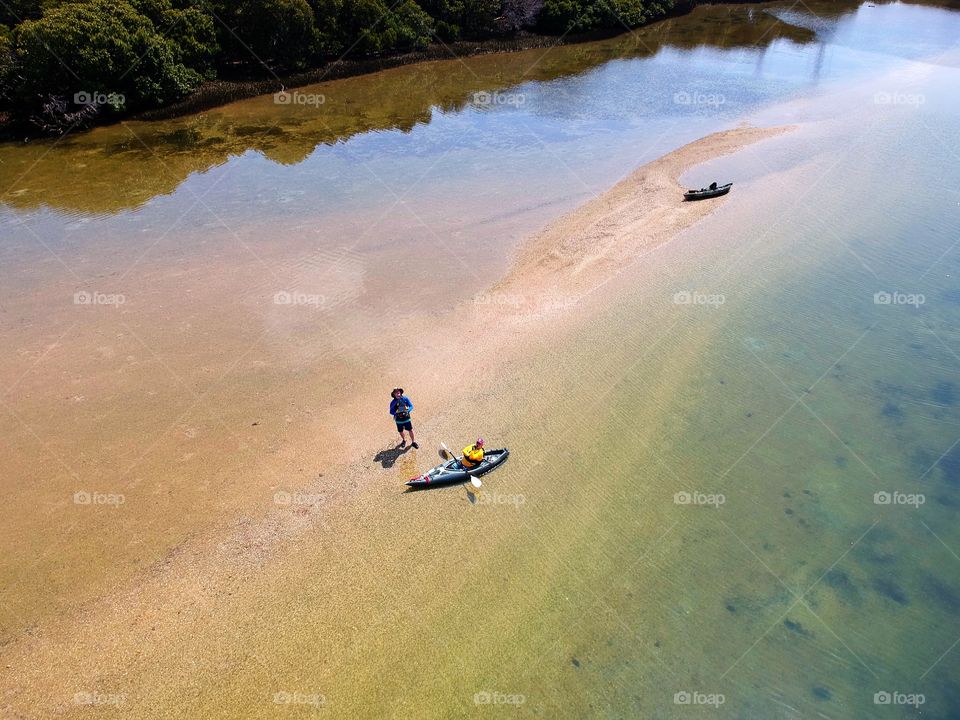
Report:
683,183,732,201
405,448,510,487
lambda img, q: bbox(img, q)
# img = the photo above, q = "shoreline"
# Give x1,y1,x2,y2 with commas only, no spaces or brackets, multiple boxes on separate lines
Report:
130,0,746,124
0,122,799,716
0,31,624,141
129,31,622,123
2,0,953,142
0,0,767,141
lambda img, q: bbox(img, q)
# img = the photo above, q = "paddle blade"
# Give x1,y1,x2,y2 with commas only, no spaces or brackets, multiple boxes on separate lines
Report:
470,477,482,489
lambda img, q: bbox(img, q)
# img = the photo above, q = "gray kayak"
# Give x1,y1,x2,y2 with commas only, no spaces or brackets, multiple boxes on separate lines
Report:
684,182,732,200
405,448,510,488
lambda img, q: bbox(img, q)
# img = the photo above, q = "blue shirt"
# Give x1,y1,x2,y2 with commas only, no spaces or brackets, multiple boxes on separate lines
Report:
390,396,413,420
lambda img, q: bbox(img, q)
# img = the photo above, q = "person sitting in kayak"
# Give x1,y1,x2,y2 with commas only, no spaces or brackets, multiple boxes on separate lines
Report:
461,438,485,469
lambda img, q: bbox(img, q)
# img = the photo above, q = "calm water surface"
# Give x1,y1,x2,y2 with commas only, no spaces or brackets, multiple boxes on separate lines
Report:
1,2,955,320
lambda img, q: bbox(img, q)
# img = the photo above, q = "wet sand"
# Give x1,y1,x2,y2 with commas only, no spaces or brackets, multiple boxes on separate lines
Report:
0,125,793,717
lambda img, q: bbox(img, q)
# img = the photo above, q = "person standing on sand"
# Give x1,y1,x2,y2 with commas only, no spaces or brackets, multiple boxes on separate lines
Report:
390,387,418,449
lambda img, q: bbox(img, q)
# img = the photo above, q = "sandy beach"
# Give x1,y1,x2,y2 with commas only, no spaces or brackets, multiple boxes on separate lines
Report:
0,124,794,717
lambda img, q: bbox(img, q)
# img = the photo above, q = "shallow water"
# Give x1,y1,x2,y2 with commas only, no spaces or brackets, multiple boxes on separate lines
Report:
2,1,960,718
376,70,960,716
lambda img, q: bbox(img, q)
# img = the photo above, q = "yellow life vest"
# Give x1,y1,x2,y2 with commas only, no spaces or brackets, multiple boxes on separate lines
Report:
462,444,484,468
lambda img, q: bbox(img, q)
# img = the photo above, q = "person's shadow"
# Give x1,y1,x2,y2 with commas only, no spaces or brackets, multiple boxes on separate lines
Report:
374,444,410,469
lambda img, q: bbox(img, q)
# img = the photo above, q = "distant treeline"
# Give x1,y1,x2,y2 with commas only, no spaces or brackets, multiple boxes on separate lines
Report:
0,0,673,134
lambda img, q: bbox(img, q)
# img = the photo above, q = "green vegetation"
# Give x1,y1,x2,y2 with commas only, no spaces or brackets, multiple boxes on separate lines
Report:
332,0,434,55
541,0,673,33
0,0,677,134
418,0,503,40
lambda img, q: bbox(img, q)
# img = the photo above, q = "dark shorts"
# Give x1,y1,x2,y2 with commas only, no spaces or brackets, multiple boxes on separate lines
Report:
396,420,412,432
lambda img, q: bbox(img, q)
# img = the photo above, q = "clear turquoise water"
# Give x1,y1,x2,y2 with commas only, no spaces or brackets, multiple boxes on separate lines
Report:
486,57,960,717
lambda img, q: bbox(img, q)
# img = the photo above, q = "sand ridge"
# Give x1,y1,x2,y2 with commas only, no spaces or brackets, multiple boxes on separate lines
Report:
490,125,795,316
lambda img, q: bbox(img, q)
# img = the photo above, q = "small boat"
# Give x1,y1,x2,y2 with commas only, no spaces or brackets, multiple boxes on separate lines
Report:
405,448,510,488
684,182,732,201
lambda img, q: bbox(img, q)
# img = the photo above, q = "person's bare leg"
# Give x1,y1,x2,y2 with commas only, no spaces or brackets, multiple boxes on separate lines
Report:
409,429,418,449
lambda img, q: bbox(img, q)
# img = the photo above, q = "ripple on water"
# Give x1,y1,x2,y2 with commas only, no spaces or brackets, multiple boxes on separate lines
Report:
932,381,957,407
823,568,864,608
872,577,911,606
938,443,960,487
